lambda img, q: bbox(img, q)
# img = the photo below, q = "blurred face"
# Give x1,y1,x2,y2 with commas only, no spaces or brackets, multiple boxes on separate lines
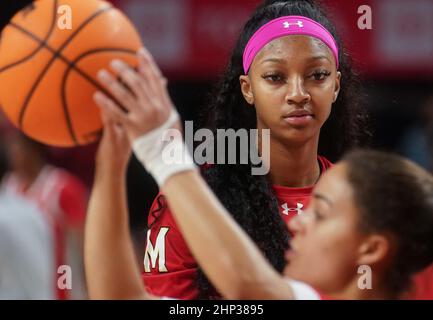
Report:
240,35,340,146
283,163,365,294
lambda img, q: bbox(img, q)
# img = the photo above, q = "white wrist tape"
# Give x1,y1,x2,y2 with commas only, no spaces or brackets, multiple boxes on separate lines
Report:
132,111,196,186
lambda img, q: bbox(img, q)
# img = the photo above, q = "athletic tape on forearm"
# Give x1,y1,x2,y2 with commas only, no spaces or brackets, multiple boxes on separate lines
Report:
132,111,196,186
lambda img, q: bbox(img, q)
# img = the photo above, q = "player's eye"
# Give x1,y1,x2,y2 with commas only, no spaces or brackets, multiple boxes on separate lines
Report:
262,73,285,83
309,70,331,81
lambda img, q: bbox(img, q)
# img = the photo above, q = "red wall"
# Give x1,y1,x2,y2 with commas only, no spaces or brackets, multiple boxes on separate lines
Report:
111,0,433,80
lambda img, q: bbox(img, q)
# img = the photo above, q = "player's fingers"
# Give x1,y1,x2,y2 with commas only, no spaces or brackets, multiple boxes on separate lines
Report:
109,59,151,108
138,47,164,79
98,99,113,126
94,91,129,125
95,91,112,126
98,105,117,151
97,69,136,112
137,48,172,113
137,48,165,99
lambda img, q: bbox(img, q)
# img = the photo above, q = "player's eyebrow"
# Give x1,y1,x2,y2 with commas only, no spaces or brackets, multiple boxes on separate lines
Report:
261,57,285,64
312,192,333,207
305,55,332,63
261,55,332,66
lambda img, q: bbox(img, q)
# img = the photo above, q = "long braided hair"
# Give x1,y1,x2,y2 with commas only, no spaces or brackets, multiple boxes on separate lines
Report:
156,0,371,299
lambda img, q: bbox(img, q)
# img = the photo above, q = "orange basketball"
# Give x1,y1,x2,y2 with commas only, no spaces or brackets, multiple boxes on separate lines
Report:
0,0,142,147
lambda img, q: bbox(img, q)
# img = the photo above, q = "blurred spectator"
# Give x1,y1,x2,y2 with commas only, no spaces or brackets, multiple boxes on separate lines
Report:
398,95,433,172
1,131,88,299
0,139,54,299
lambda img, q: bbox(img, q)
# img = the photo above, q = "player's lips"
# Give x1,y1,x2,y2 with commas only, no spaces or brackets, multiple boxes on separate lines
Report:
282,109,314,126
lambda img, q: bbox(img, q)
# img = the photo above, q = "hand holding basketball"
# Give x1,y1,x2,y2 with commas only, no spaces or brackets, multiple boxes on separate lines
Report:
93,47,180,143
0,0,143,147
96,102,131,173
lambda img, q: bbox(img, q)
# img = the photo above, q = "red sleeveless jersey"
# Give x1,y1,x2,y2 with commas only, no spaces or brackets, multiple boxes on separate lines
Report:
141,156,332,299
141,156,433,300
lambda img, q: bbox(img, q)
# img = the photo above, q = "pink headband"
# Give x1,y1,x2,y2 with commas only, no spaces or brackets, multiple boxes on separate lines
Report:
243,16,339,74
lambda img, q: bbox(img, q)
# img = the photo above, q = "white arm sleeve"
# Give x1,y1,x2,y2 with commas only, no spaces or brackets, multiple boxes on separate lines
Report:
287,279,321,300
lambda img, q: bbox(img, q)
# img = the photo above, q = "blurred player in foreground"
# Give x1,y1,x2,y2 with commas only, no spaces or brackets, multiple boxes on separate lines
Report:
84,47,433,300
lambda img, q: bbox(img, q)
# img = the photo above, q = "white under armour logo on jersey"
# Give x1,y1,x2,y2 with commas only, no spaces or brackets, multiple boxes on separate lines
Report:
283,21,304,29
281,202,304,215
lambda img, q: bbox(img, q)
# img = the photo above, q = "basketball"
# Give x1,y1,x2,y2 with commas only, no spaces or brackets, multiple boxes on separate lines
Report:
0,0,142,147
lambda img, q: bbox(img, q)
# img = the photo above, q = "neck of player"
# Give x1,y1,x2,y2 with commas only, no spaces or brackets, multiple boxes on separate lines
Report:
263,133,321,188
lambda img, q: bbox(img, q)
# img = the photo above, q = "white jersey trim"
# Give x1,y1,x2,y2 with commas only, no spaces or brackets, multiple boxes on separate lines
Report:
287,279,321,300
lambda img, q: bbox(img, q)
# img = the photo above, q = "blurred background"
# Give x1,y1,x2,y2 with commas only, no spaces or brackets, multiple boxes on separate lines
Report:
0,0,432,299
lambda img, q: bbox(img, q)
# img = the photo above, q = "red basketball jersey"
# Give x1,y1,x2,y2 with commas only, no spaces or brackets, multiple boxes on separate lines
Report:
141,156,333,299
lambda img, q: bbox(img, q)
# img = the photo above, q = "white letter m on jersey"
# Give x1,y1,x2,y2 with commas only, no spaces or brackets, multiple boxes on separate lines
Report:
144,227,169,273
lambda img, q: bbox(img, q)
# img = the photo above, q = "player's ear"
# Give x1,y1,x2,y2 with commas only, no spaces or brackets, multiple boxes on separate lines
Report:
356,234,390,266
239,75,254,105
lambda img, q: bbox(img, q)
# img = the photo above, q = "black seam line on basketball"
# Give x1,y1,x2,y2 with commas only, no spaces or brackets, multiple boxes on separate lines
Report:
4,7,131,145
3,25,136,111
8,22,76,67
66,48,137,113
61,48,136,146
8,22,83,145
4,22,134,143
16,4,114,135
16,5,113,144
0,0,59,74
7,2,114,58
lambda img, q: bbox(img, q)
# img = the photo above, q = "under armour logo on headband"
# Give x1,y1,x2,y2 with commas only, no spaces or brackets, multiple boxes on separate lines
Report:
283,21,304,28
243,16,339,73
